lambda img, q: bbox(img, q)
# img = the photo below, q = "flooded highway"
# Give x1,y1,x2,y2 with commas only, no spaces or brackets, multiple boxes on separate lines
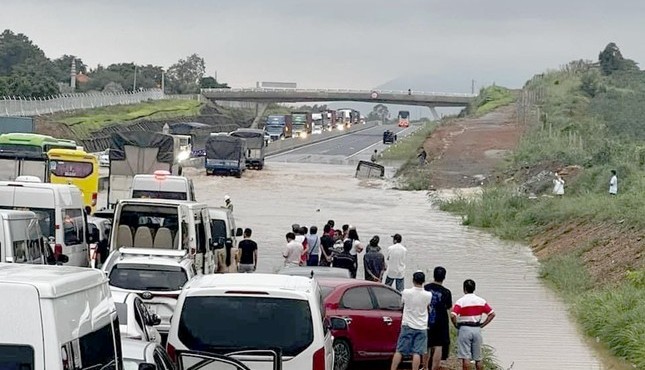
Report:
181,128,604,369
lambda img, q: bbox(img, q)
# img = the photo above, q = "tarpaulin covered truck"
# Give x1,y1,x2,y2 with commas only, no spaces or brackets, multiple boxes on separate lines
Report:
205,135,247,178
107,131,180,207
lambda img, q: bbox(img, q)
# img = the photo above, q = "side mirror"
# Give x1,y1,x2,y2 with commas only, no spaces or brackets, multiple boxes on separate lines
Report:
225,238,234,248
329,317,348,330
147,313,161,327
236,228,243,237
138,364,157,370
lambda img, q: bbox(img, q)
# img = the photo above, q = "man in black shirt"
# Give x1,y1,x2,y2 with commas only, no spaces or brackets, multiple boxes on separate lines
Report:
319,224,335,266
331,239,356,278
423,266,453,370
237,228,257,273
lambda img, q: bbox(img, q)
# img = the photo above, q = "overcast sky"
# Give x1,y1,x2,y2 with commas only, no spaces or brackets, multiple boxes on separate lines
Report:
2,0,644,92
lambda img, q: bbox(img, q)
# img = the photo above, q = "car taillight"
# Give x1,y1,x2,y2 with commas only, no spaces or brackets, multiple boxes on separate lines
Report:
54,244,63,255
313,347,325,370
91,193,97,206
167,342,176,362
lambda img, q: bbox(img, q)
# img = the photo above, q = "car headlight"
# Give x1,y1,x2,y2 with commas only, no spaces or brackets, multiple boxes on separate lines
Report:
177,151,190,161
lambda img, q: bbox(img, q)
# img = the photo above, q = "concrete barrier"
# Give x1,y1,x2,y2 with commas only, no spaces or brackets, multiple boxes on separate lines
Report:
265,122,379,156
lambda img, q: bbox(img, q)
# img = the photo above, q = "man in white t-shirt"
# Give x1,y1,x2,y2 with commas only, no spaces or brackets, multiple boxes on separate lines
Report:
385,234,407,292
390,271,433,370
282,232,302,267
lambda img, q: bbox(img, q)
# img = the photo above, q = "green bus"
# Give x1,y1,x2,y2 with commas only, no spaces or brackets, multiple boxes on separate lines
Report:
0,133,78,181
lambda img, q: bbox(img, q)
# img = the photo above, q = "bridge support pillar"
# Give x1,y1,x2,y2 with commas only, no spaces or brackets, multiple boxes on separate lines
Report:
251,103,268,129
429,106,440,121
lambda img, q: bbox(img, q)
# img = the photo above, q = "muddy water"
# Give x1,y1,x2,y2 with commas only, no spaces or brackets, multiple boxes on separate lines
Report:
186,162,601,369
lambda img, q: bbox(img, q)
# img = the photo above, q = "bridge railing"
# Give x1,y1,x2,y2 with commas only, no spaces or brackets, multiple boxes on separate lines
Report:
202,88,476,98
0,89,165,117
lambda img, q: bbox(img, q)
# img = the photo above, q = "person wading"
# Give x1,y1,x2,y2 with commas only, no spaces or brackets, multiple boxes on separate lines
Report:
390,271,433,370
423,266,453,370
451,279,496,370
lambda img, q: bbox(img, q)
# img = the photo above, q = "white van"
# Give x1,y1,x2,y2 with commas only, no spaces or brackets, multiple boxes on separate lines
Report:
0,210,56,265
130,170,196,201
108,199,215,274
166,273,334,370
0,182,92,267
0,263,123,370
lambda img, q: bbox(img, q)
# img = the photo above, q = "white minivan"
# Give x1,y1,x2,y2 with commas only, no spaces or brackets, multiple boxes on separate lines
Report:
0,263,123,370
107,198,215,274
0,182,92,267
166,273,334,370
130,170,196,201
0,210,50,264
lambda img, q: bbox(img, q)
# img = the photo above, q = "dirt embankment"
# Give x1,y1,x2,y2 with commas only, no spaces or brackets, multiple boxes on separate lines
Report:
424,105,643,283
423,105,521,189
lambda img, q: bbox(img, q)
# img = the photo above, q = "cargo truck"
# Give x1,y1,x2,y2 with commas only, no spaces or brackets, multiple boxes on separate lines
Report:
291,111,312,138
205,135,247,177
265,115,293,141
230,128,266,170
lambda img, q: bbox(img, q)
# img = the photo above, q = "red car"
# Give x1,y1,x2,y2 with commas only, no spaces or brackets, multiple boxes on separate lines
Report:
318,278,403,370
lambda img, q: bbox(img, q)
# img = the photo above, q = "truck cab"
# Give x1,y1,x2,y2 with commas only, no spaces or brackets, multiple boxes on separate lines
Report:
108,198,216,275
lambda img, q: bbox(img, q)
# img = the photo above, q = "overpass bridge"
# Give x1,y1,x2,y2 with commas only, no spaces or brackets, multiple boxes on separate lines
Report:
201,88,476,120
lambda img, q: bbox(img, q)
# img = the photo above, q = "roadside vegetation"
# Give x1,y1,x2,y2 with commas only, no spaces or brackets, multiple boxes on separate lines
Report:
53,99,203,138
438,43,645,368
463,85,515,116
380,120,436,190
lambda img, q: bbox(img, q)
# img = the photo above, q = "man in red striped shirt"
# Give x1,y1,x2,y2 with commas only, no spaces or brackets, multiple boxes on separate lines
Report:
450,279,496,370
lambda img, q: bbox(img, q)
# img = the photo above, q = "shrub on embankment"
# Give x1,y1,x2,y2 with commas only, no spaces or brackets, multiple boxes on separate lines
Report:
463,85,515,116
439,45,645,368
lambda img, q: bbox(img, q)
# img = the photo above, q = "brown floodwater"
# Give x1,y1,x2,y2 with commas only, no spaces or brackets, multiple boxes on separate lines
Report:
180,161,604,370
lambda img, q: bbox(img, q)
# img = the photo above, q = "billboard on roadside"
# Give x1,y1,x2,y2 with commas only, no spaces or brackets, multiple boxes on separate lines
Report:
258,81,297,89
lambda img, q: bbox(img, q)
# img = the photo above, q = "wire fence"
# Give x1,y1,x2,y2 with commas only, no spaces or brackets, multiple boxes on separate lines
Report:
0,89,165,117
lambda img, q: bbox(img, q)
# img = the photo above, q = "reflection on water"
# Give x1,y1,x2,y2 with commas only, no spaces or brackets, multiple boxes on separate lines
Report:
191,163,603,369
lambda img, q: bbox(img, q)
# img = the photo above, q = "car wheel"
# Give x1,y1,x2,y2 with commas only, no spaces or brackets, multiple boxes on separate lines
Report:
333,339,352,370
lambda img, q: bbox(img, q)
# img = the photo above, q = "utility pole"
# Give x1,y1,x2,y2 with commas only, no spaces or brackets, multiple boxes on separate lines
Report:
161,71,165,94
70,58,76,91
133,65,138,91
471,79,475,94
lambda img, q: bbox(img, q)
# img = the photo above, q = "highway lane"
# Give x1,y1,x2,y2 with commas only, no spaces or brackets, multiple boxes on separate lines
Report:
267,123,417,165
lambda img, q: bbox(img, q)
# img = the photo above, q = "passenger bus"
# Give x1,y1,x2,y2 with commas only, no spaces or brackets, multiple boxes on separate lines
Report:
0,133,78,182
47,149,99,213
398,110,410,128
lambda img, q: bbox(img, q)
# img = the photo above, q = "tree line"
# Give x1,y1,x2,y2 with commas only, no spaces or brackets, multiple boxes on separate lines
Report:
0,29,229,98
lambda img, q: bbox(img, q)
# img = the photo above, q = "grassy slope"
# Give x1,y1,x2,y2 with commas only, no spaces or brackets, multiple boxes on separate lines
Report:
439,67,645,368
380,121,436,190
53,99,203,138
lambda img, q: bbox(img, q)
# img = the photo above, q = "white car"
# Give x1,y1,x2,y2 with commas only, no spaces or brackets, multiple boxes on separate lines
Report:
113,290,162,344
104,248,196,338
121,338,175,370
166,273,334,370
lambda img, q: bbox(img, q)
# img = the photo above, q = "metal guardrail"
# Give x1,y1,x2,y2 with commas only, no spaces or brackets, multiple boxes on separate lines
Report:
0,89,165,117
202,88,477,98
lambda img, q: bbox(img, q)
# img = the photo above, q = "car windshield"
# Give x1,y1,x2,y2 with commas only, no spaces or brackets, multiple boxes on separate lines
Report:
320,286,335,299
109,264,188,291
178,296,313,357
